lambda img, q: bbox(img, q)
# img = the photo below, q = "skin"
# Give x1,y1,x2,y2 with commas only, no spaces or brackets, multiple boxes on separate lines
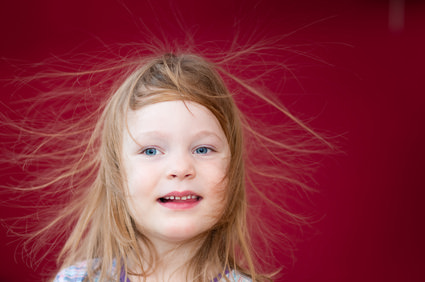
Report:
121,100,230,280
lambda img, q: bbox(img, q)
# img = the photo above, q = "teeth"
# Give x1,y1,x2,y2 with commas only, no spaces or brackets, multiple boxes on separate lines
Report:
162,195,198,201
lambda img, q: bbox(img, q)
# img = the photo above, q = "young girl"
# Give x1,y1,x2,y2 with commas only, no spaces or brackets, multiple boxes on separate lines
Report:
2,47,331,281
47,52,254,281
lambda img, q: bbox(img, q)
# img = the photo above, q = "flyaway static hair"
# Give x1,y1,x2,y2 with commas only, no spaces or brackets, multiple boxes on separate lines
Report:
1,41,334,281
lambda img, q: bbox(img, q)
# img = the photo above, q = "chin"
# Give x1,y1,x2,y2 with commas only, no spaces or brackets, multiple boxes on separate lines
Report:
160,223,211,243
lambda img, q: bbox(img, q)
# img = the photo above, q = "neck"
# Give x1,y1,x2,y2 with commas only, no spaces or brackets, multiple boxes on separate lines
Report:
130,236,206,282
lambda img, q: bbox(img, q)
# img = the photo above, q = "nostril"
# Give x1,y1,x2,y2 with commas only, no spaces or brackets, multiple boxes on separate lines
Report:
167,168,195,179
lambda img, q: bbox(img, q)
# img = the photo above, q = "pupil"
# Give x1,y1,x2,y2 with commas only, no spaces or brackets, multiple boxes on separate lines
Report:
146,148,156,155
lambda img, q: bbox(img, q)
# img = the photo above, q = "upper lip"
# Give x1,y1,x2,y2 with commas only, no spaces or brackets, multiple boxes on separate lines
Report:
159,190,201,198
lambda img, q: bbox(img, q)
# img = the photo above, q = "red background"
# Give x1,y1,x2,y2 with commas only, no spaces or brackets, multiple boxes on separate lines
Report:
1,0,425,281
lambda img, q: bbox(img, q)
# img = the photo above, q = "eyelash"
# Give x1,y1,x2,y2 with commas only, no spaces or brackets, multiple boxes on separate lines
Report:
139,146,216,156
140,147,161,156
194,146,214,154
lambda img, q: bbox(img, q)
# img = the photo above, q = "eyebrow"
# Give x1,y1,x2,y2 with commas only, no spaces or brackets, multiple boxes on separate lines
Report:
134,130,225,142
133,131,167,139
193,130,226,142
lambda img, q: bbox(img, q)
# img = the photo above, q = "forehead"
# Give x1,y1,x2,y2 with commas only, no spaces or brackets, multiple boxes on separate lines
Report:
126,100,226,139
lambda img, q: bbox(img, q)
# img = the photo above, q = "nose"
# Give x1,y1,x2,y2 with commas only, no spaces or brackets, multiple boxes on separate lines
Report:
167,152,196,180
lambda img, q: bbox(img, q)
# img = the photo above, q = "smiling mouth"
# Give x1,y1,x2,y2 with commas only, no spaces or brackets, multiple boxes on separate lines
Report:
158,195,202,203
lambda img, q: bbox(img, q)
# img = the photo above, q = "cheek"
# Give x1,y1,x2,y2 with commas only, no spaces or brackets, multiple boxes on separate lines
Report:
123,162,159,218
209,159,230,206
125,160,158,195
206,176,228,216
211,178,227,201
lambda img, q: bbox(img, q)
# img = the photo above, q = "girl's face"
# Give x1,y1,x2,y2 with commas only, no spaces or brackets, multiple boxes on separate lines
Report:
122,100,230,245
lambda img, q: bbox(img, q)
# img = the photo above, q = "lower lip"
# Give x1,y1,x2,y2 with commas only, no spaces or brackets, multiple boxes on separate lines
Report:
158,199,201,210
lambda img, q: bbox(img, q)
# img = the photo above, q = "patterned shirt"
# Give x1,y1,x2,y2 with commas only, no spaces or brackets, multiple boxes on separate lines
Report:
53,260,252,281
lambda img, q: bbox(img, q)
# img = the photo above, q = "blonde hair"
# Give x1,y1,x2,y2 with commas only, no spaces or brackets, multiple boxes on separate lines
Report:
1,44,333,281
78,53,250,281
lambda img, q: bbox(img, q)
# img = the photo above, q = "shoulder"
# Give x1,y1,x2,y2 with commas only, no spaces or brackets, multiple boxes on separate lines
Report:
53,259,119,282
224,269,253,282
53,261,89,282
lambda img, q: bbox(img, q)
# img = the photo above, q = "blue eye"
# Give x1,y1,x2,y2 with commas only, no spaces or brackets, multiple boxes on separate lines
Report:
143,148,158,156
195,147,210,154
